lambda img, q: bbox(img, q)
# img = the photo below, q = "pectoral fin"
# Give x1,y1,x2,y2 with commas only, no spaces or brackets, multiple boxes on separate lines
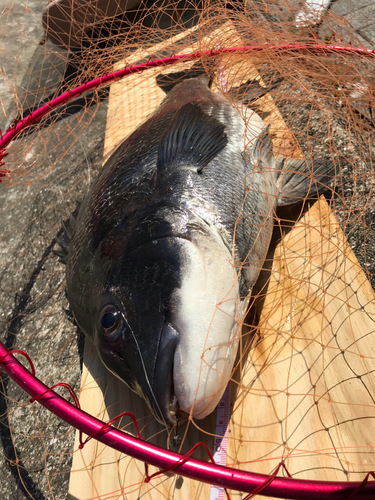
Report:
157,101,228,173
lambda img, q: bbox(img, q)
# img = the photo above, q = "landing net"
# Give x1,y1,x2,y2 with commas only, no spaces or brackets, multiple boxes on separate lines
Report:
0,1,375,499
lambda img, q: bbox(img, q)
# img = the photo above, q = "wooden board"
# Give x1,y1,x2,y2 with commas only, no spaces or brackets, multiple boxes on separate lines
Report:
228,198,375,497
68,22,375,500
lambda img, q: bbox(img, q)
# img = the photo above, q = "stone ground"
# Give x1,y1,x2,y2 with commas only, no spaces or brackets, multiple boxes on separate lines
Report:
0,1,374,499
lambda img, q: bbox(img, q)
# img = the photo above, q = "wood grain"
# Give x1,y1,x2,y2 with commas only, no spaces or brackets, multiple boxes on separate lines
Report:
227,198,375,499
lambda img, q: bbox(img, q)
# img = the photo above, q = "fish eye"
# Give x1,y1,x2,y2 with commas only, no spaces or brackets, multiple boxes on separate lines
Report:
99,305,123,337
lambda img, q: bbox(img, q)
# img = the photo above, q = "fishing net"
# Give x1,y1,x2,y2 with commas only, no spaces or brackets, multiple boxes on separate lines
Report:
0,0,375,498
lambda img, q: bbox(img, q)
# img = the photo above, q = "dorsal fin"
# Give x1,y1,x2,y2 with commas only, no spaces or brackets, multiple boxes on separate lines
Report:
53,202,81,264
157,101,228,174
251,124,274,167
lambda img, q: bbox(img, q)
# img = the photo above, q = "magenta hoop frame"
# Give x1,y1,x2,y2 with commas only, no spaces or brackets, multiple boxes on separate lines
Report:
0,44,374,153
1,44,375,498
0,342,374,498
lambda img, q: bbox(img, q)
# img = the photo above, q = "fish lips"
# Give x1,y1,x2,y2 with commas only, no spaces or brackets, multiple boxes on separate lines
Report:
151,322,180,426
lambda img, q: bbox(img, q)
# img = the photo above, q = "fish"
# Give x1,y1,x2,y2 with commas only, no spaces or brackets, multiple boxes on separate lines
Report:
56,64,334,427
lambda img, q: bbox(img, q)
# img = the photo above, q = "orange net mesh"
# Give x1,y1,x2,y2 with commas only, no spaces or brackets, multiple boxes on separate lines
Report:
0,0,375,499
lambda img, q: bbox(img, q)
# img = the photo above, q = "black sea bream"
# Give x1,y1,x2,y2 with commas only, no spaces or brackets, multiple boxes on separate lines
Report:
57,67,334,426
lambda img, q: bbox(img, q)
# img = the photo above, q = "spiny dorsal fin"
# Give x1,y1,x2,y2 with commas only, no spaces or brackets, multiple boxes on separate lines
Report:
53,202,81,264
157,101,228,174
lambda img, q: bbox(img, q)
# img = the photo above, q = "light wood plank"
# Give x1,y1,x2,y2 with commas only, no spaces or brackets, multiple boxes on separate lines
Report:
228,198,375,498
224,37,375,500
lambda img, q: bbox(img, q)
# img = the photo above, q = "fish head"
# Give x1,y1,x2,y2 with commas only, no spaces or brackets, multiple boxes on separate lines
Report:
89,234,185,427
67,207,241,427
106,243,240,427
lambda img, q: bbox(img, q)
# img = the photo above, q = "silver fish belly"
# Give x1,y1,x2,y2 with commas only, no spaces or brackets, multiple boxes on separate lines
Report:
59,71,334,426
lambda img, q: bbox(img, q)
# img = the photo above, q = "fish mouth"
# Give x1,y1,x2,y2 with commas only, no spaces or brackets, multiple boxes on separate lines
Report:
152,322,179,427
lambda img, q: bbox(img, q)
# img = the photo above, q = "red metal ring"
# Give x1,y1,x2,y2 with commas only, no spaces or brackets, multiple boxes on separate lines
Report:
0,341,374,499
0,44,374,157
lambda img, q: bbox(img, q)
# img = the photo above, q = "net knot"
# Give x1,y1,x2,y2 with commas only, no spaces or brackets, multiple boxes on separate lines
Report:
0,349,35,376
29,382,80,407
243,461,292,500
78,411,142,450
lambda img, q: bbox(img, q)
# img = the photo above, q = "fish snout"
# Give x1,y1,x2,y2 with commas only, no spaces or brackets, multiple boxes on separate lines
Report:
152,322,179,427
